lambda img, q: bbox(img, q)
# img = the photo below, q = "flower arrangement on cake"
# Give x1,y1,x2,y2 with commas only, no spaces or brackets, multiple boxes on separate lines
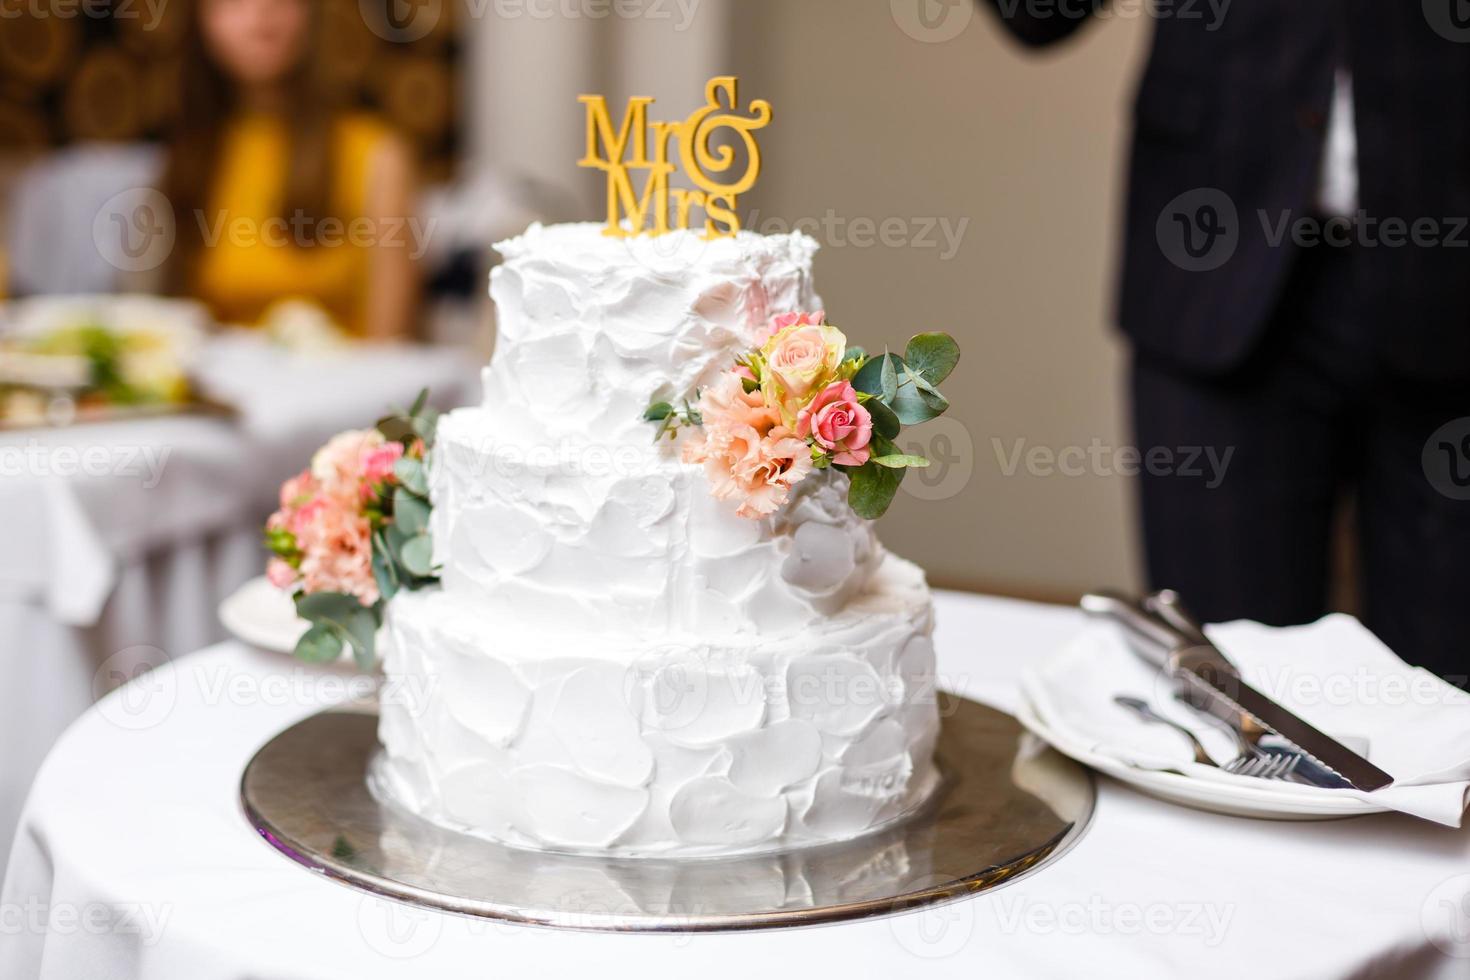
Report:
646,311,959,520
264,391,439,667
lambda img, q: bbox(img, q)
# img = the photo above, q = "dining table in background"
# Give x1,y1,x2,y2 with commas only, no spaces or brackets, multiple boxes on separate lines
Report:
0,331,480,858
4,591,1468,980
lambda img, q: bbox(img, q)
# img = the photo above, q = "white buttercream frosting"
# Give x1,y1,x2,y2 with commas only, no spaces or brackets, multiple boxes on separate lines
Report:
377,222,942,857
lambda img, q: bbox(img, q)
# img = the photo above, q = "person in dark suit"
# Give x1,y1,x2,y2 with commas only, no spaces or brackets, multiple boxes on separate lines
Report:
981,1,1470,682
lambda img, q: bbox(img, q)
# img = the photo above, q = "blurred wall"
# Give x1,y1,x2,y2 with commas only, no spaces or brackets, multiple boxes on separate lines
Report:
464,0,1151,601
732,1,1149,600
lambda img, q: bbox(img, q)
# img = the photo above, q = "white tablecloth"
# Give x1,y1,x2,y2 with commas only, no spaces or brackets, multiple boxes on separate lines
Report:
4,592,1468,979
0,334,480,857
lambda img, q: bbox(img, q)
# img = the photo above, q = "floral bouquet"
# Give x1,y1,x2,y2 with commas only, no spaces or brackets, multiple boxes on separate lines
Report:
264,391,439,667
646,312,959,520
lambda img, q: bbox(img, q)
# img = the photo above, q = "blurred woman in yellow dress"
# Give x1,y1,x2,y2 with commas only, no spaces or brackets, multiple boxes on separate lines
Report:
162,0,418,339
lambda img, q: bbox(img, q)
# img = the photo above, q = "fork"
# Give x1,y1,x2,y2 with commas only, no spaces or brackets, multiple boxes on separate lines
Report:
1113,695,1300,780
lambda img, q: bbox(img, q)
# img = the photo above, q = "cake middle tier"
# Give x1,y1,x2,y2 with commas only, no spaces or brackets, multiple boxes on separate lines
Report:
430,407,882,636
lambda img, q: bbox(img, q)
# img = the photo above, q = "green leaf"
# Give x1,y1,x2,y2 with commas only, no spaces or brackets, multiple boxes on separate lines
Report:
880,348,899,403
409,388,429,418
644,401,674,422
371,531,400,601
295,592,379,669
394,487,430,536
293,623,344,664
399,534,435,578
844,346,866,363
904,333,960,385
864,397,901,440
870,454,931,468
852,352,904,397
903,364,950,418
393,456,428,496
847,461,905,520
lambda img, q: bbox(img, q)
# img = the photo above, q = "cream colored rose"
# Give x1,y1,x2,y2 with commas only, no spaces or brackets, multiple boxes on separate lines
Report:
759,323,847,423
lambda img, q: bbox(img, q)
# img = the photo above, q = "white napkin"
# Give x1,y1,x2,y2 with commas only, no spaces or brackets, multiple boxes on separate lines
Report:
1021,614,1470,826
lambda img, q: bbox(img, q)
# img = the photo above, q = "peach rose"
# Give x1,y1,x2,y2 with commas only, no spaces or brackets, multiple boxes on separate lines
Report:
756,309,827,343
760,319,847,423
797,381,873,466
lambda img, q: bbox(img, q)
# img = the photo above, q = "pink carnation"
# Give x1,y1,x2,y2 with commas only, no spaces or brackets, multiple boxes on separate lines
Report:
797,380,873,466
266,557,298,589
361,441,405,487
294,496,379,606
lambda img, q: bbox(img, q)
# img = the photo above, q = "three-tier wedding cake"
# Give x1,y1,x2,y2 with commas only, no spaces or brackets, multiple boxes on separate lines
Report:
372,224,944,857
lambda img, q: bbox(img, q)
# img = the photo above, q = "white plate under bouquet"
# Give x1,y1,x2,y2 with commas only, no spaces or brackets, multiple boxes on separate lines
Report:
219,576,310,654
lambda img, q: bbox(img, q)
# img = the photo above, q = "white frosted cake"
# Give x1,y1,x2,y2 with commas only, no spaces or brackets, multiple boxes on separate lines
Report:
375,223,942,857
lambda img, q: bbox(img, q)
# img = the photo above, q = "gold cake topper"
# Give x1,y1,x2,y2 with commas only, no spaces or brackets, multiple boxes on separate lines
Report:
578,76,772,240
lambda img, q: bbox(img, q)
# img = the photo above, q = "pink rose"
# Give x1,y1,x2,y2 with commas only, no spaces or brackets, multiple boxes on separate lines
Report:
266,557,299,590
760,319,848,423
797,381,873,466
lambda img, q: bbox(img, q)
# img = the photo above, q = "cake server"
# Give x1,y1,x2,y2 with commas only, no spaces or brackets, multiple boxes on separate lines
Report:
1080,590,1394,793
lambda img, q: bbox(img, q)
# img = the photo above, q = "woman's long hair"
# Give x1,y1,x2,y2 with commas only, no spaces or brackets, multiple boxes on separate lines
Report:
161,0,337,292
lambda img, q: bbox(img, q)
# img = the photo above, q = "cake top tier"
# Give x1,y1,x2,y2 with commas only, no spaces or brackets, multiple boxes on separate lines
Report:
482,222,821,448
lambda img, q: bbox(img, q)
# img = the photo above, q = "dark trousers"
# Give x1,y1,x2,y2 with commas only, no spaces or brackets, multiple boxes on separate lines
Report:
1132,244,1470,684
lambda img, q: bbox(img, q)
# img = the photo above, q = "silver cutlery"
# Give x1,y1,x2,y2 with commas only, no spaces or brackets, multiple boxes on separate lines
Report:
1083,590,1392,792
1113,695,1301,780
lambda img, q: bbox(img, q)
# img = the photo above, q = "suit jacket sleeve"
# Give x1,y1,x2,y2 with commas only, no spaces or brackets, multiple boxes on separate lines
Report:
976,0,1108,48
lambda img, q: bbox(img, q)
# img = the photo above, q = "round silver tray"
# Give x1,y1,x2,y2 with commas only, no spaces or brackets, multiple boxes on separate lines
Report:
241,694,1095,932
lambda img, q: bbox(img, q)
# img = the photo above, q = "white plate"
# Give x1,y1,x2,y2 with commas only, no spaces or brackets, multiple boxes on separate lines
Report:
1014,695,1387,820
219,576,309,654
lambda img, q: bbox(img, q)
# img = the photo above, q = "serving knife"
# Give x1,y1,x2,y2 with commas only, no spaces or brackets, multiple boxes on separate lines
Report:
1080,590,1394,793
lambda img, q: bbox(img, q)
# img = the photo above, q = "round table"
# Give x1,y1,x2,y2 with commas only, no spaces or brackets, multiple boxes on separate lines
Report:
5,591,1469,979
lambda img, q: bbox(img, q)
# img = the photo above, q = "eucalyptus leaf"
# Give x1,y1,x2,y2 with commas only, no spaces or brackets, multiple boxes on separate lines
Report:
371,533,400,602
904,333,960,385
852,352,904,397
400,534,435,578
888,382,944,425
864,397,901,440
903,364,950,417
293,623,344,664
644,402,674,422
847,461,905,520
409,388,429,417
880,348,899,403
870,454,931,469
844,346,866,363
394,487,431,536
393,457,428,496
295,592,379,669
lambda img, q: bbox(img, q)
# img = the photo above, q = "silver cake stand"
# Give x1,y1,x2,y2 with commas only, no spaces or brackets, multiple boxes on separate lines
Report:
240,694,1095,932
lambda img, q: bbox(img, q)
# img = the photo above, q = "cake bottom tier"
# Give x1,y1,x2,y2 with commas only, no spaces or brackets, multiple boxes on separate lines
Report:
375,555,942,858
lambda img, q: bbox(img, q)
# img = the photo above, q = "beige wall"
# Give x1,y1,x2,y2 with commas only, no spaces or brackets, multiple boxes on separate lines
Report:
463,0,1152,600
731,1,1151,600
